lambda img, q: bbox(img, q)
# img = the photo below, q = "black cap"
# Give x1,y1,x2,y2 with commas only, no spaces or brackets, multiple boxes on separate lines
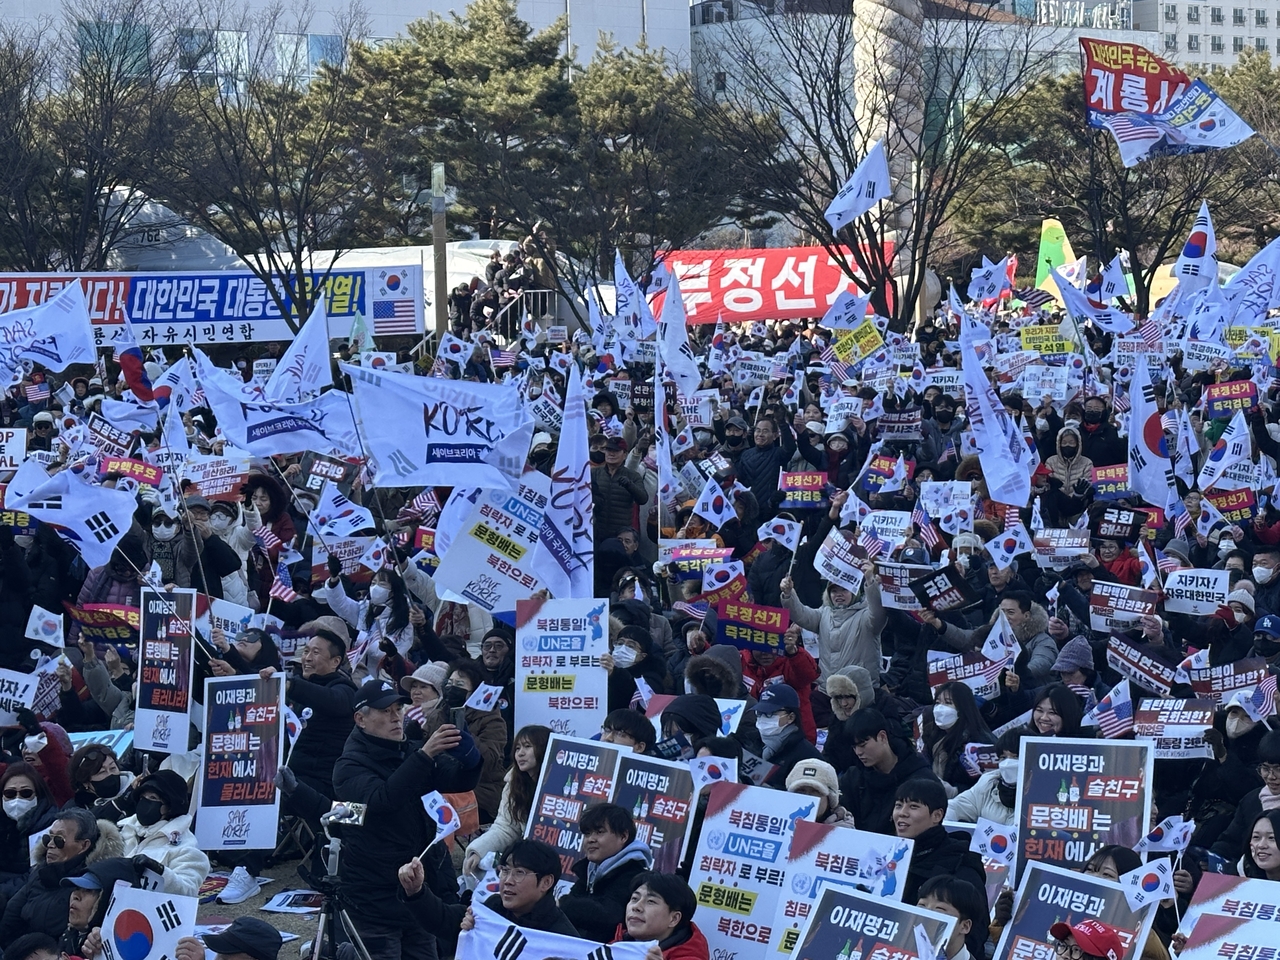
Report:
354,678,406,711
203,917,283,960
61,857,139,891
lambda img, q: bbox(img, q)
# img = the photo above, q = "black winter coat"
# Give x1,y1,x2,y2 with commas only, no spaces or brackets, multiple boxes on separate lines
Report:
401,885,578,942
736,433,796,518
1210,785,1264,870
839,749,940,836
286,670,359,794
332,727,480,927
763,726,824,789
561,851,651,942
591,465,647,544
902,824,990,958
748,543,791,608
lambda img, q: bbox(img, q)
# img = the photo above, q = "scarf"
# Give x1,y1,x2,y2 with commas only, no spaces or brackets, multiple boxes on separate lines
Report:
1261,785,1280,811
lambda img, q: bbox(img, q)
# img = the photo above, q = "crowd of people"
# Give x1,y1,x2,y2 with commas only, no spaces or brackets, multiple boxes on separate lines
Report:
0,240,1272,960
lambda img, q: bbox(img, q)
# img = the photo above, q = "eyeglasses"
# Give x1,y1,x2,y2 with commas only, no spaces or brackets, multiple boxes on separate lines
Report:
42,834,68,849
3,788,35,800
1259,763,1280,779
497,866,534,882
1052,943,1085,960
480,641,507,652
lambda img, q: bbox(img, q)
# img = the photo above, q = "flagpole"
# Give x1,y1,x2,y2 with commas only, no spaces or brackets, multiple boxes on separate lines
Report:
154,405,218,631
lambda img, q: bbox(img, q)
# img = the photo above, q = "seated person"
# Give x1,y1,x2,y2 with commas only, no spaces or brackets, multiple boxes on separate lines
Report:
399,839,578,939
612,872,710,960
4,934,60,960
600,709,654,755
177,916,283,960
560,803,655,942
58,858,139,958
918,875,987,960
753,684,822,788
117,771,210,897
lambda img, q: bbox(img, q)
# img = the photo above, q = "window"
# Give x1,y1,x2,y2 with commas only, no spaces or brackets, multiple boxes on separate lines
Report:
76,20,151,76
1188,33,1201,49
1233,34,1244,50
1211,33,1224,49
1232,6,1245,23
1165,3,1178,18
1210,6,1223,22
275,32,343,80
176,29,247,92
1165,32,1179,49
1256,9,1267,25
1187,4,1200,20
713,71,726,92
1257,36,1268,50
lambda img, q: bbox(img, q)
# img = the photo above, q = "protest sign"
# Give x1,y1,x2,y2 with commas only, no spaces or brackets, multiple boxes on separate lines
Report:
1014,737,1153,882
181,454,255,502
815,529,867,594
910,565,979,613
432,472,550,617
0,510,38,535
67,728,135,756
876,562,933,610
865,509,913,544
289,451,359,497
861,454,901,492
64,602,139,646
87,413,134,458
1021,365,1071,403
194,597,256,647
0,430,26,470
789,886,954,960
99,881,197,960
1179,873,1280,949
928,649,1004,701
1021,326,1073,356
611,751,696,874
526,736,620,888
0,668,38,725
1163,568,1231,615
1134,699,1214,759
1205,487,1257,524
1033,529,1092,569
878,408,923,441
919,480,971,518
99,458,164,487
995,861,1156,960
667,545,734,581
1089,582,1158,632
196,673,285,849
1185,656,1267,706
529,394,563,435
133,588,196,755
1092,506,1145,542
252,358,276,383
689,782,817,958
771,819,915,952
310,536,376,587
1107,635,1177,697
715,599,789,653
926,368,962,393
778,471,829,509
679,398,714,428
1204,379,1258,419
514,597,609,738
1092,464,1132,499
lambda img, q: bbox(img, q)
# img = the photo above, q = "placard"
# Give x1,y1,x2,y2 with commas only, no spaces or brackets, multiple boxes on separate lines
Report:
778,471,828,509
1162,568,1231,615
1185,656,1267,706
1091,464,1132,500
876,562,933,610
1014,737,1153,882
995,861,1156,960
196,673,285,849
1089,582,1158,632
526,736,620,888
0,667,38,725
1033,529,1091,569
1179,873,1280,947
715,599,788,653
1204,380,1257,419
133,588,196,755
1092,506,1145,542
99,457,164,487
1107,635,1177,697
290,451,359,497
1205,487,1257,524
513,597,609,738
87,413,133,458
928,649,1004,701
910,565,979,613
0,430,26,469
310,535,376,587
64,602,139,645
788,886,954,960
688,782,816,958
611,752,696,875
181,454,255,502
878,408,923,441
814,529,866,594
1134,698,1214,759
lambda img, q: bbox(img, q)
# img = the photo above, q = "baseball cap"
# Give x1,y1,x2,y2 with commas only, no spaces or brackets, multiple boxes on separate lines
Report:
61,857,139,891
184,495,213,512
604,436,628,451
726,416,750,431
354,678,406,711
1257,614,1280,639
1049,919,1123,960
754,683,800,715
203,917,284,960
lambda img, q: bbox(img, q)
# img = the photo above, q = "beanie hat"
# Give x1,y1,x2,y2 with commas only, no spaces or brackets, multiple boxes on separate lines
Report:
1051,636,1094,674
401,661,449,696
786,759,841,807
137,769,189,814
661,694,724,740
1229,589,1256,615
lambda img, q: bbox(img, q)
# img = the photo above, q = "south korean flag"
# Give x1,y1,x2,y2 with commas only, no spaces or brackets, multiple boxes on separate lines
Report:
99,881,197,960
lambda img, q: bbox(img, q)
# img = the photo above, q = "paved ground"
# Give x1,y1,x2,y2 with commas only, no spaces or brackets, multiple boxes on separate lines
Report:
198,859,321,951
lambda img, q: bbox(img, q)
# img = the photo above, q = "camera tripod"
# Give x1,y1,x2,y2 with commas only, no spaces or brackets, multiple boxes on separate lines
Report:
308,809,373,960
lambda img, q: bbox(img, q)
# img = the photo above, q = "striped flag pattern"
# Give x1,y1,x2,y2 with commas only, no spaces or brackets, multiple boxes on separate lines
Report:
1013,287,1054,308
1002,504,1021,530
269,558,298,602
253,525,283,552
912,503,943,550
490,348,518,368
1155,548,1181,573
24,382,50,403
819,345,851,382
1137,319,1163,348
1086,680,1135,738
857,526,889,559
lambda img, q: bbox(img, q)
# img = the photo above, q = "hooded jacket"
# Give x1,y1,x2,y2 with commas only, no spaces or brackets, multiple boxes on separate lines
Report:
946,769,1016,825
118,812,210,898
902,824,989,958
785,583,887,685
740,647,820,743
822,666,876,776
613,922,711,960
684,648,763,757
0,819,122,944
748,541,791,608
937,602,1058,685
562,839,655,942
1044,425,1095,491
592,462,647,543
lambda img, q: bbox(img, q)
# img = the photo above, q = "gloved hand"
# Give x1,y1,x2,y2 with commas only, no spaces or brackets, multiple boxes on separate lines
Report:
274,766,298,796
15,708,41,736
1073,478,1093,496
327,555,342,579
132,855,164,875
1212,604,1238,629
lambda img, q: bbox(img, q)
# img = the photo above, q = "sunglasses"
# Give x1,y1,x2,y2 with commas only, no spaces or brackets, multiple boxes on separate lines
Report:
42,833,68,848
3,788,35,800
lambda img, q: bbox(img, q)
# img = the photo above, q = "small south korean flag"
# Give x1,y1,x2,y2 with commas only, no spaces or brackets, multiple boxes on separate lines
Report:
1119,858,1175,910
689,756,738,792
421,791,462,843
969,817,1017,867
464,683,504,712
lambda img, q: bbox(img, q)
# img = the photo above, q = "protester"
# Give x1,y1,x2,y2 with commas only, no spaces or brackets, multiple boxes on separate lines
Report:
839,708,940,835
462,725,551,879
176,917,283,960
56,858,139,959
612,873,709,960
559,803,655,942
116,771,210,898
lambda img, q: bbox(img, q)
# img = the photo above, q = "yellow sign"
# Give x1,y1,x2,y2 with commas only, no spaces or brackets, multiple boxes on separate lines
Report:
1020,327,1071,355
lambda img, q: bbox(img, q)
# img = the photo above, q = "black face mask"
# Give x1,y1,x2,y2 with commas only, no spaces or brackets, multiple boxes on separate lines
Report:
112,673,133,694
1083,409,1105,424
531,450,552,467
1256,638,1280,658
1060,445,1079,458
997,781,1018,809
934,409,954,424
93,774,122,798
442,684,468,709
725,434,745,447
589,450,606,465
135,798,164,827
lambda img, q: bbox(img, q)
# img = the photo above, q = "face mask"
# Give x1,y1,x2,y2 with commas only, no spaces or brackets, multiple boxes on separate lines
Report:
443,684,468,709
1083,409,1104,424
531,449,552,466
998,758,1020,786
134,798,165,827
934,409,954,424
725,434,745,447
1064,419,1081,430
610,646,638,668
1255,565,1276,585
93,773,123,798
997,781,1018,808
1218,541,1235,558
368,584,392,605
13,535,32,549
3,797,36,821
589,450,606,464
1256,637,1280,658
1226,714,1257,739
152,524,177,542
210,516,232,533
755,715,782,738
1060,445,1078,458
932,703,959,730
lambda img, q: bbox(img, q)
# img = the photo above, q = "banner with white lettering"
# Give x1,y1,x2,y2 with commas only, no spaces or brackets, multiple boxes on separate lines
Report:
788,886,954,960
1014,737,1153,882
1089,582,1158,632
1134,699,1215,759
0,667,38,725
133,588,197,755
195,673,285,849
995,861,1156,960
513,597,609,738
1162,569,1231,615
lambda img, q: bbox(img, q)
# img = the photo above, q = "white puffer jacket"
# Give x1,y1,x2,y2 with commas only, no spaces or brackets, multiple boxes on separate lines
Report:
945,769,1015,826
118,813,211,897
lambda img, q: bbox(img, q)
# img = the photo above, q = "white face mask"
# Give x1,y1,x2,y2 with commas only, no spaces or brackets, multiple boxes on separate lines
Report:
210,515,232,533
1227,714,1257,739
3,797,36,821
12,535,32,549
1255,565,1276,585
368,584,392,606
755,715,782,738
152,523,177,542
1064,419,1081,430
998,758,1019,785
932,703,959,730
1035,417,1049,432
610,646,638,668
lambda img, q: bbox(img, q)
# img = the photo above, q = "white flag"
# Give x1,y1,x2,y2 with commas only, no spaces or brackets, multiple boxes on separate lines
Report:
693,477,734,530
99,881,197,960
421,791,461,843
968,256,1010,301
0,282,97,374
690,755,738,792
438,332,475,369
266,302,334,402
1173,200,1218,293
613,250,658,342
8,471,136,569
530,365,594,599
702,561,744,593
311,480,375,540
962,355,1031,508
1197,409,1251,491
460,899,654,960
658,274,703,400
24,605,64,645
1135,815,1196,854
358,537,393,571
1195,494,1229,537
821,289,873,331
757,517,802,552
970,817,1017,866
1052,267,1134,334
1100,255,1129,300
1223,234,1280,325
825,139,892,232
1127,354,1174,507
981,609,1018,667
101,396,159,432
984,524,1034,572
464,683,504,712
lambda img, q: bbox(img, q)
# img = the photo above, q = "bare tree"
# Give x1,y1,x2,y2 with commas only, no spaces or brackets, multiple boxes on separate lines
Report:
695,0,1067,327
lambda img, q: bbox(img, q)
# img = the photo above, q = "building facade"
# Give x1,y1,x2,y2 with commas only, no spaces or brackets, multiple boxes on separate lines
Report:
1132,0,1277,67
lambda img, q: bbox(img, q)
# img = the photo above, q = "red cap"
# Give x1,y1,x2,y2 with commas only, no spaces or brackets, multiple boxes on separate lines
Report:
1049,919,1123,960
1033,463,1053,479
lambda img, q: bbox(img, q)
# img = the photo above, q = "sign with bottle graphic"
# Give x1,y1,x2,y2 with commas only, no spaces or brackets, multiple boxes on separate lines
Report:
195,673,285,850
133,587,197,755
995,861,1156,960
525,735,697,891
1013,737,1154,883
786,885,954,960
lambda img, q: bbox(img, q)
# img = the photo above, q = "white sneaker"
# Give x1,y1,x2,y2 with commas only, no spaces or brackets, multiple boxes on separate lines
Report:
217,866,262,904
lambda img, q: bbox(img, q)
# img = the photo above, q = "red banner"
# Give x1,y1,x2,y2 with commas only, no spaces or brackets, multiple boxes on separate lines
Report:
1080,38,1189,123
657,245,893,324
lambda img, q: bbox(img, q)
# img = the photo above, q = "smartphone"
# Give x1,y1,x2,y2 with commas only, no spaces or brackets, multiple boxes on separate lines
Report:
449,706,468,733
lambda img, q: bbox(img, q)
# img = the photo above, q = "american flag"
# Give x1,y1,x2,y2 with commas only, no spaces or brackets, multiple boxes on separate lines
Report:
1103,114,1164,146
1087,680,1135,738
1003,504,1021,530
858,526,889,559
490,348,518,368
24,382,49,403
1012,287,1054,308
1136,319,1163,348
1111,384,1130,414
1066,682,1098,712
372,298,418,335
672,599,710,621
1168,499,1191,537
407,488,441,524
819,345,851,382
269,558,298,602
1155,548,1181,573
1241,673,1278,721
253,525,283,551
1160,410,1178,433
912,503,943,550
939,440,956,463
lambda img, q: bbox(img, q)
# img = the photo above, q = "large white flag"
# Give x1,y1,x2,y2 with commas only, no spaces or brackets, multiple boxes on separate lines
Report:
1173,200,1217,293
8,470,136,568
1197,408,1251,491
342,362,533,490
1223,233,1280,326
458,900,653,960
0,282,96,374
613,250,658,342
1127,353,1175,507
821,289,873,331
658,274,703,399
961,353,1031,507
1052,267,1134,334
968,255,1010,301
531,365,594,598
825,139,892,232
1099,255,1129,300
311,479,375,539
265,302,334,402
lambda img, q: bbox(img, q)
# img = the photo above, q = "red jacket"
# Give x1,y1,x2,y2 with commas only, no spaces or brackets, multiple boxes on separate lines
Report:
740,647,820,743
1099,551,1141,585
612,923,710,960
